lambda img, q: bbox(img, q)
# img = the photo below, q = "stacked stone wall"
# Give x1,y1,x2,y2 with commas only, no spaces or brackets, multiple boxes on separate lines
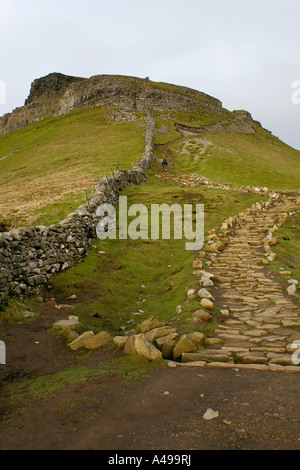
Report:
0,113,155,305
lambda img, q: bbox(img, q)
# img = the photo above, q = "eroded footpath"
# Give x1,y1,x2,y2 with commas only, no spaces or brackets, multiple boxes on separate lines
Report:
181,194,300,371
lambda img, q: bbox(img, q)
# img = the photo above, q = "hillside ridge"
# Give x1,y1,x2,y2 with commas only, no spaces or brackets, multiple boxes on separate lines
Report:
0,72,259,135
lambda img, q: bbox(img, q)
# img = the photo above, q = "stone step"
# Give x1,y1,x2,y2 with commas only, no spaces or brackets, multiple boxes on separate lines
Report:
190,196,300,372
181,350,234,364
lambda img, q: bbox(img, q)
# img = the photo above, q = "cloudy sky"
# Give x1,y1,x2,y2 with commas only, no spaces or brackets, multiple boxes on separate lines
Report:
1,0,300,149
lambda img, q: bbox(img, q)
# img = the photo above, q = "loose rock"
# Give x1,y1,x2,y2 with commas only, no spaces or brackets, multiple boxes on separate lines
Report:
124,334,162,360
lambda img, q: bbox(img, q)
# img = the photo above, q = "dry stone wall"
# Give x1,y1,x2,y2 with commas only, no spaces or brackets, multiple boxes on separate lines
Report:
0,112,156,305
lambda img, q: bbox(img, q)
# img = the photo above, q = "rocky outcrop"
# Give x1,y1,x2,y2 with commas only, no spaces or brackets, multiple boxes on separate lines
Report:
175,110,259,135
0,73,224,135
58,74,223,116
25,73,84,105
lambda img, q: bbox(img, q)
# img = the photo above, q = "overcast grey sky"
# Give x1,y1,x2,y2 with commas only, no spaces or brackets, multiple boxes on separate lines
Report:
1,0,300,149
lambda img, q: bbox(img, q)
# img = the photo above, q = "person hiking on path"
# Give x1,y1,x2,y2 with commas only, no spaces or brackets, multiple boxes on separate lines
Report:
162,158,168,171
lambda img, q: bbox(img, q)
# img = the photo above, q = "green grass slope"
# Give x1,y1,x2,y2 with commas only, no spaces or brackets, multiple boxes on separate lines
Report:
0,107,146,227
161,113,300,191
1,78,299,229
37,167,267,336
173,133,300,190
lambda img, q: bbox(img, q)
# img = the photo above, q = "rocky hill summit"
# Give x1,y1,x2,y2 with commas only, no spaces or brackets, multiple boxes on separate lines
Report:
0,73,260,135
24,72,83,105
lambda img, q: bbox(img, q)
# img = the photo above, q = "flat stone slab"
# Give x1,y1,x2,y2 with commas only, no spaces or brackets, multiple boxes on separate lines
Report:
236,352,269,365
182,350,233,364
268,355,295,366
269,364,300,372
206,362,270,371
244,329,268,338
218,333,250,342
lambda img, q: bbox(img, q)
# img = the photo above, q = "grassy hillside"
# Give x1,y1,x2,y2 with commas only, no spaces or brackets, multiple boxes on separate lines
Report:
35,167,268,336
1,97,299,420
158,112,300,191
1,77,299,229
268,210,300,301
0,107,146,227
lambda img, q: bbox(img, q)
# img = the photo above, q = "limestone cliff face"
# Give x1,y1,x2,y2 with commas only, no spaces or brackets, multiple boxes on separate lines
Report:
25,72,84,105
0,73,225,135
58,74,224,115
0,72,259,135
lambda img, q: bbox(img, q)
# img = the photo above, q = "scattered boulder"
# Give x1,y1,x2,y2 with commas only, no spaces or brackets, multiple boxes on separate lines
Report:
199,270,214,279
137,316,166,334
124,334,162,360
204,241,225,253
193,259,203,269
55,304,75,310
156,332,179,349
200,298,214,310
191,310,212,322
53,315,83,333
68,331,95,350
84,331,112,350
188,332,205,348
269,236,277,246
203,408,219,421
198,288,214,300
113,336,128,348
204,244,219,253
67,294,77,300
145,326,177,343
220,309,229,317
199,276,214,287
287,284,297,295
172,334,197,361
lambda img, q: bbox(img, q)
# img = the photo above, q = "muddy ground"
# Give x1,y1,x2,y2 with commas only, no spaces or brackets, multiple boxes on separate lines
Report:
0,300,299,452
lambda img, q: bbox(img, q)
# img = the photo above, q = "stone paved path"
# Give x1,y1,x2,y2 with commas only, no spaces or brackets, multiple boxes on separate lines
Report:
184,195,300,372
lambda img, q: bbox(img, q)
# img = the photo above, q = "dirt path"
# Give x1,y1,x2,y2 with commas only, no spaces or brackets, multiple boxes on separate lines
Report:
0,365,299,450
